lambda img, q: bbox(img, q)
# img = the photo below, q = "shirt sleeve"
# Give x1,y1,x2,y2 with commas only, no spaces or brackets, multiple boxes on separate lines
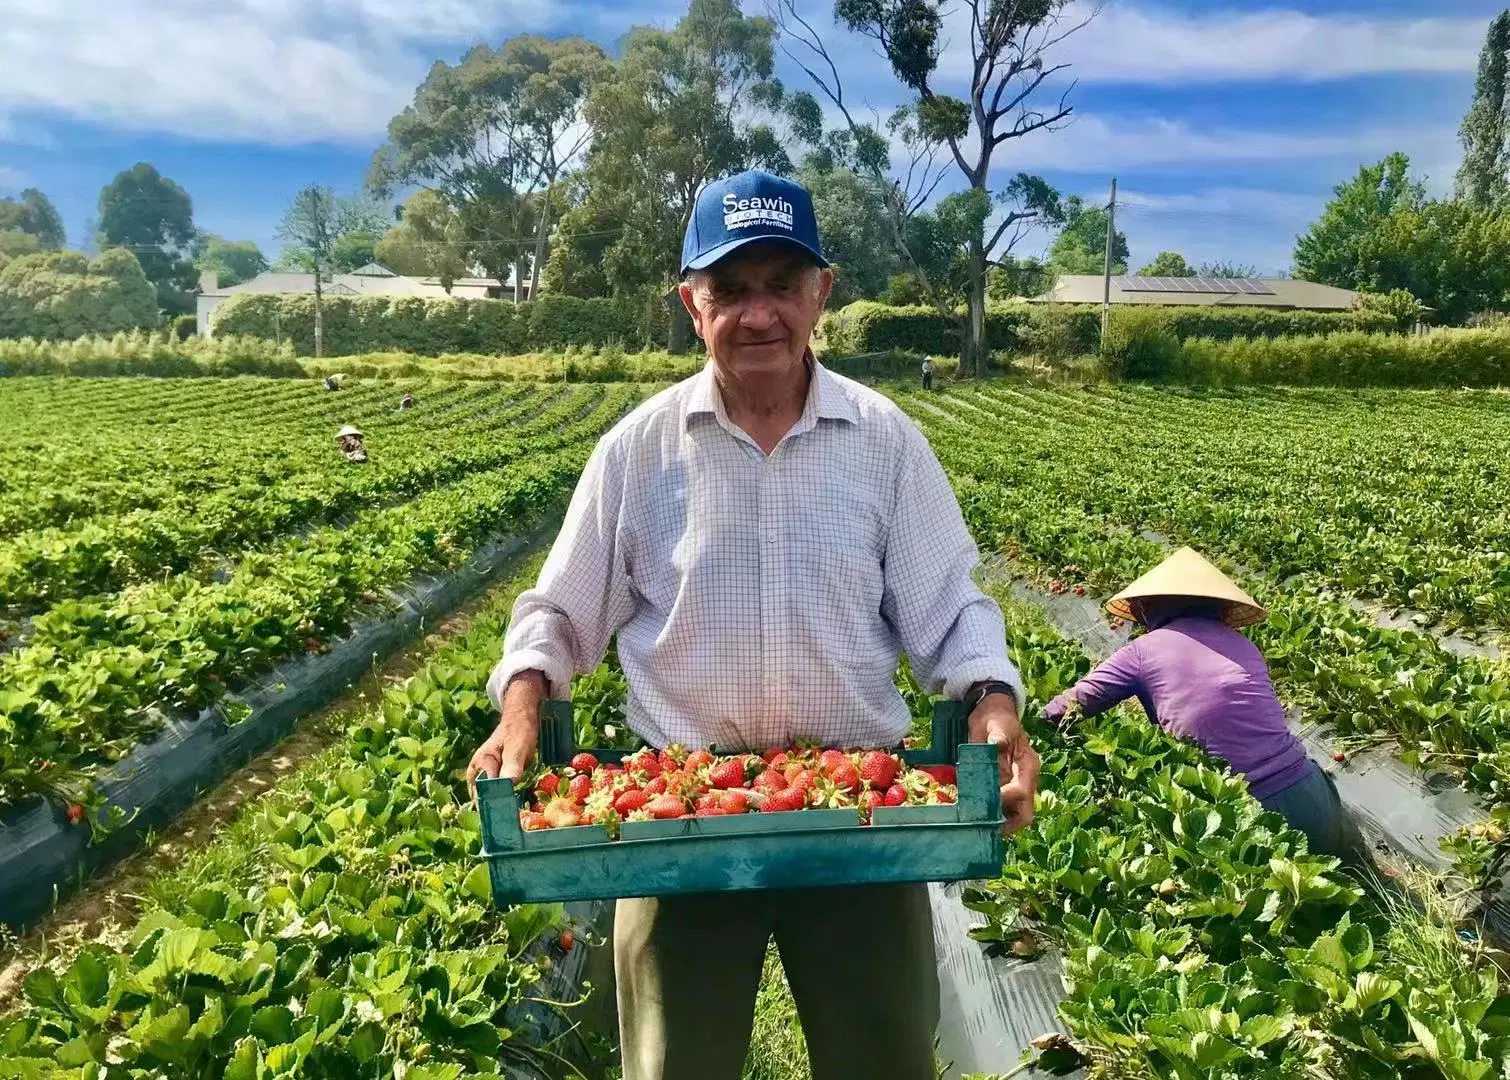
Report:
486,435,635,709
880,423,1025,713
1043,642,1142,722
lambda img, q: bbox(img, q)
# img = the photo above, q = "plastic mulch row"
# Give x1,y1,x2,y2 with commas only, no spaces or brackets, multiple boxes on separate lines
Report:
0,521,560,931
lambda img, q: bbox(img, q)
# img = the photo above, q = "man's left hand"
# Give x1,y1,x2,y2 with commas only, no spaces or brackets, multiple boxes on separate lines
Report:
968,693,1040,835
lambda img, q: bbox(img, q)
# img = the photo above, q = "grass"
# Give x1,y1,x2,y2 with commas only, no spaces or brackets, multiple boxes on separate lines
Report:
744,948,811,1080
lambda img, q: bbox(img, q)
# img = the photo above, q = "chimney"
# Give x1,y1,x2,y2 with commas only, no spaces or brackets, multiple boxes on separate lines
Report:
199,269,219,293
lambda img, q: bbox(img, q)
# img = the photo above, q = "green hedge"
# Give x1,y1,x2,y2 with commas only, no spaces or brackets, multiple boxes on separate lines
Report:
1167,328,1510,387
210,292,678,357
0,331,306,378
820,300,1395,357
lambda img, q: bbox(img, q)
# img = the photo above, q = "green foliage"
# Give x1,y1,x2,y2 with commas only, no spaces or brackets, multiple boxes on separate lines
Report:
329,231,379,273
170,313,198,341
0,247,159,340
210,291,673,356
1292,153,1427,292
1049,194,1128,275
1454,11,1510,209
820,299,1387,360
0,331,302,377
97,163,198,315
1198,260,1259,279
275,189,390,274
375,190,469,286
193,235,267,288
0,187,66,250
1170,326,1510,388
798,163,901,305
0,229,41,259
1099,305,1181,379
1353,288,1426,331
1137,251,1194,277
987,255,1054,300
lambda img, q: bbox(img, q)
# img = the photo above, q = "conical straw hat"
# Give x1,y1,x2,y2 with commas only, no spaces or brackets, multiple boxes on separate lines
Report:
336,424,364,439
1105,546,1267,628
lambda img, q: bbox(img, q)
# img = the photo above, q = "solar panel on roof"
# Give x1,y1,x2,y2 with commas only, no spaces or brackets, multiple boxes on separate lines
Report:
1113,275,1275,295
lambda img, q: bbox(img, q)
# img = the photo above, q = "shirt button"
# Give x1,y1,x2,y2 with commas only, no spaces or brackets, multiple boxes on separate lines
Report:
767,532,777,543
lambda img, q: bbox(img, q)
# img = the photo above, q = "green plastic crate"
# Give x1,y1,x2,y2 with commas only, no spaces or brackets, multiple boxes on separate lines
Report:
475,700,1005,904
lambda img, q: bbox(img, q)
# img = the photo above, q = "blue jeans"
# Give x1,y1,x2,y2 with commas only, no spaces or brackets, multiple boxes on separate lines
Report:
1258,759,1363,863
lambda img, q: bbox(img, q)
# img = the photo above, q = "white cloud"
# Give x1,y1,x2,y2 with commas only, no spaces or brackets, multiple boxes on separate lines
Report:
0,165,27,191
0,0,646,145
938,3,1483,86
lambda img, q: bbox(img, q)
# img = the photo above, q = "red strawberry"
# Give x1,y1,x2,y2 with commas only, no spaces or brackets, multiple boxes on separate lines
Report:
718,789,752,815
646,794,686,820
66,803,86,825
859,789,885,822
685,749,715,770
1074,585,1087,597
519,810,547,831
1332,751,1347,763
753,768,789,794
931,787,957,805
658,744,688,772
819,749,849,775
567,774,592,804
570,752,599,773
710,757,748,790
762,748,789,765
541,797,583,829
643,775,668,796
860,751,900,791
760,787,809,812
788,769,818,795
558,929,574,952
884,784,908,806
829,761,861,795
535,772,560,796
614,788,650,818
918,765,957,786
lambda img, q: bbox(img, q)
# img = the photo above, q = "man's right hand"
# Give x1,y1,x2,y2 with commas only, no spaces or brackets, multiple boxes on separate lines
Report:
465,669,546,802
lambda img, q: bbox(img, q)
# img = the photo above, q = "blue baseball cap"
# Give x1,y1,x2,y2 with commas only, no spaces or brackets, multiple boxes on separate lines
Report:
681,170,828,275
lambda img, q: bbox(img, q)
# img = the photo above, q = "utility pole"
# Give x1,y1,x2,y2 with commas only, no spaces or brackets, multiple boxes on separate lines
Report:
1101,177,1118,349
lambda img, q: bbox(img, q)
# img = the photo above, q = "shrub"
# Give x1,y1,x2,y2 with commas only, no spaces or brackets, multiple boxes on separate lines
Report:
1169,327,1510,388
210,291,679,357
0,247,159,340
170,313,198,341
0,330,303,377
1101,306,1183,379
1353,289,1427,332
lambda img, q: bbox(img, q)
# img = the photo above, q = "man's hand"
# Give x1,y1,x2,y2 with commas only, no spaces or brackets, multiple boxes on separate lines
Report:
967,691,1040,836
466,670,546,803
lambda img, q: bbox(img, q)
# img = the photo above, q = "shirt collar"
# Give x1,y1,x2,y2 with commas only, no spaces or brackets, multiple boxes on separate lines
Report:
685,349,859,433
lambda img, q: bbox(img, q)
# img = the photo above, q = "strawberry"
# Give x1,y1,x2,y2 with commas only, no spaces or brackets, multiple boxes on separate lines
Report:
829,761,861,795
718,789,752,815
819,749,850,775
930,787,957,805
685,749,715,770
557,929,574,952
643,775,668,796
1073,585,1087,597
1332,751,1347,763
709,757,749,790
859,751,900,791
788,769,818,795
753,768,789,794
519,810,547,831
541,796,583,829
694,795,725,817
858,789,885,823
646,794,686,820
65,803,85,825
760,787,809,812
918,765,957,787
567,773,592,804
570,752,599,773
762,748,789,765
625,749,661,777
884,784,908,806
614,788,650,818
658,744,688,772
535,772,560,796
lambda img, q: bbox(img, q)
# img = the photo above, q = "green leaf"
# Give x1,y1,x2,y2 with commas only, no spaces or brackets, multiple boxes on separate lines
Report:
461,863,492,903
224,1037,261,1080
1237,1013,1292,1048
1350,972,1402,1012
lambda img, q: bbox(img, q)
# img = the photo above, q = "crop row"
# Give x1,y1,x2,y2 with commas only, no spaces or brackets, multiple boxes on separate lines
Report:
898,390,1510,829
0,553,590,1079
0,384,604,612
0,388,642,815
0,379,515,537
918,384,1510,634
974,590,1510,1079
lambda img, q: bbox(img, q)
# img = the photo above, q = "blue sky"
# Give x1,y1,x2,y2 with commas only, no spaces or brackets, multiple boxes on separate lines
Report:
0,0,1501,276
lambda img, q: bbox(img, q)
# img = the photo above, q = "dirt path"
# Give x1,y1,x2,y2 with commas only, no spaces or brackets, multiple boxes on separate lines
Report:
0,547,544,1007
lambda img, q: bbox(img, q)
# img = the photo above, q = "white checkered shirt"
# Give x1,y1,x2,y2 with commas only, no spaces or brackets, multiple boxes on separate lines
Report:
487,359,1024,751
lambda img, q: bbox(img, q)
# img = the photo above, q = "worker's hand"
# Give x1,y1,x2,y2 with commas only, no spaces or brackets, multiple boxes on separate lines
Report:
968,693,1040,836
465,670,546,804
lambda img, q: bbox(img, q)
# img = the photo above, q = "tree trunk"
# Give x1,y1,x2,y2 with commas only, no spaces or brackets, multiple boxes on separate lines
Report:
667,289,694,355
313,258,324,360
529,190,552,302
964,238,987,377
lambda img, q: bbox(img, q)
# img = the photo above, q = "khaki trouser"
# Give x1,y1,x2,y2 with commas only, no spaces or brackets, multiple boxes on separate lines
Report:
615,884,940,1080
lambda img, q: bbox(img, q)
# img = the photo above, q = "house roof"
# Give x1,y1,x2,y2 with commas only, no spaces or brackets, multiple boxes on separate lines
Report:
201,267,500,301
1034,274,1359,311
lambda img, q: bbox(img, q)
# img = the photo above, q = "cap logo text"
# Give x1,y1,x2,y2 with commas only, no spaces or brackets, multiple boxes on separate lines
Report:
722,191,794,231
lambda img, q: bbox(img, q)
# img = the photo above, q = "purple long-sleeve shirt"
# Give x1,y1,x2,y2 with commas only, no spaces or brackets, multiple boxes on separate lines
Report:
1042,614,1310,799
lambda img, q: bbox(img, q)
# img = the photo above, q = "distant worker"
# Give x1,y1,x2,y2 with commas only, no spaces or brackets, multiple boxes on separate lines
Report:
323,374,342,392
335,424,367,463
921,355,936,391
398,392,415,411
1046,547,1362,863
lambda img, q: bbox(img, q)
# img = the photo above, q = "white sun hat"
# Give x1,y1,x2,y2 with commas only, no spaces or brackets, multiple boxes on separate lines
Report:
1105,546,1267,628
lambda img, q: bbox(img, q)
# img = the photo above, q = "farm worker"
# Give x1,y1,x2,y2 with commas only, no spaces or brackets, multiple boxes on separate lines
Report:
922,354,936,390
467,168,1039,1080
398,392,414,411
323,374,341,391
1044,547,1361,862
334,424,366,463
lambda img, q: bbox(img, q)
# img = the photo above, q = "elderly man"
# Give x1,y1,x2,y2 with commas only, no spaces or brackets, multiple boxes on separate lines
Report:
466,170,1038,1080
